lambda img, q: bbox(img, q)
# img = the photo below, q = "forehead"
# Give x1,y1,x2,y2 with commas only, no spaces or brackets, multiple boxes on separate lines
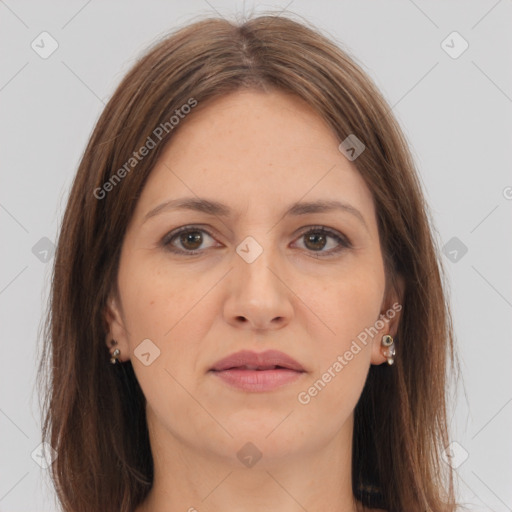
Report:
132,89,376,226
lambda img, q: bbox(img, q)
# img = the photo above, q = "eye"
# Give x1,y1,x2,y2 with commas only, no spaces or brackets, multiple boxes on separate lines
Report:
161,225,351,257
292,226,351,257
162,226,218,255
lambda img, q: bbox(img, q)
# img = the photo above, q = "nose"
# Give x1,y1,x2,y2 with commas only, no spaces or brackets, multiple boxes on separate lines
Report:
222,240,294,331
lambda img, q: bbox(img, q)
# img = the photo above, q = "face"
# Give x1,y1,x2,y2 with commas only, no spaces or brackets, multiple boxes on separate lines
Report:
105,89,402,467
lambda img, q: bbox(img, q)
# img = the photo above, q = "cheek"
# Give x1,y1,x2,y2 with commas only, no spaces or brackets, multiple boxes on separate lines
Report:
300,257,385,352
118,253,203,340
335,278,383,342
291,254,384,412
293,271,383,433
117,253,213,394
116,258,207,425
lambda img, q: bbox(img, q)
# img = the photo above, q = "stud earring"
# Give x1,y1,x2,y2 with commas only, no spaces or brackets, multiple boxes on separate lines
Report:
110,340,120,364
381,334,395,365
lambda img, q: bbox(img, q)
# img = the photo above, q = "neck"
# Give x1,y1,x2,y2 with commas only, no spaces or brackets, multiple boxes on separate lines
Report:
136,411,362,512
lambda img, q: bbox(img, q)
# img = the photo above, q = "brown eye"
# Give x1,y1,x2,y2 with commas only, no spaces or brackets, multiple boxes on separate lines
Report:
162,225,350,257
294,227,351,257
304,232,328,251
178,231,203,250
162,227,218,255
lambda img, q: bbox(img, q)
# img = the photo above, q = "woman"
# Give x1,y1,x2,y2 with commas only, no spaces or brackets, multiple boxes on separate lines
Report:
38,13,458,512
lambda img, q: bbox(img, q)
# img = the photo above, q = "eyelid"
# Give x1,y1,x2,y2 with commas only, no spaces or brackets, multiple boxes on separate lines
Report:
161,224,220,252
294,225,351,244
292,225,352,257
161,224,352,256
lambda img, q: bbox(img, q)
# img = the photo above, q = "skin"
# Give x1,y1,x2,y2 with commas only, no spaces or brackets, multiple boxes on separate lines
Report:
105,89,403,512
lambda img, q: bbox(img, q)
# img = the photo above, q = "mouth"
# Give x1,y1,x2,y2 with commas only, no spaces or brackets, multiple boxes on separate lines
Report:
220,365,293,370
209,350,306,392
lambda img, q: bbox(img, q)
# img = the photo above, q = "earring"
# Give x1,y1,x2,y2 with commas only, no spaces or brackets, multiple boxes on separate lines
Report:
381,334,395,365
110,340,120,364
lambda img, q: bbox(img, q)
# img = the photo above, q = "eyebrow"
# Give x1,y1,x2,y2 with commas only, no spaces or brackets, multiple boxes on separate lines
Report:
143,197,368,230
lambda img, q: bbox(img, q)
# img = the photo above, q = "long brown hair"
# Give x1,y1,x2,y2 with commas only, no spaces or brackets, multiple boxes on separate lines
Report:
38,13,458,512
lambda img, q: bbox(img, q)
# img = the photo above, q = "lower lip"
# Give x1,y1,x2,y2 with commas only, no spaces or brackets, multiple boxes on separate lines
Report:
210,368,304,392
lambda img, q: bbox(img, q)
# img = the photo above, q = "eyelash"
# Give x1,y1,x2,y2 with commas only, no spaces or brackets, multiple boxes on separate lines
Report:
161,225,352,258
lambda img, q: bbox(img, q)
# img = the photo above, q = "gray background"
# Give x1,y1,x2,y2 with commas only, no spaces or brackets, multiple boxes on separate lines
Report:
1,1,511,511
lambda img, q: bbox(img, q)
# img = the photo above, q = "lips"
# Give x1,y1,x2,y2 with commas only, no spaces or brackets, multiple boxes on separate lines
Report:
210,349,305,372
209,350,306,392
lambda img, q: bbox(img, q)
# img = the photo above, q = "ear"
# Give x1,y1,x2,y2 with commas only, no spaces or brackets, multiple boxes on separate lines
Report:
103,293,130,363
370,273,405,366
